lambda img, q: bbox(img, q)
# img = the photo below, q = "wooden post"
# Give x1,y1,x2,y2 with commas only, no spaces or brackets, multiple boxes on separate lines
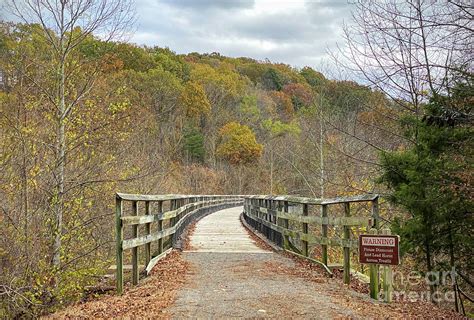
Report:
180,198,184,219
144,201,151,266
302,203,309,257
115,196,123,295
382,228,393,303
370,198,380,298
371,197,380,229
157,200,163,255
131,200,139,285
321,204,328,265
170,199,176,247
343,202,351,285
283,201,289,249
369,228,379,299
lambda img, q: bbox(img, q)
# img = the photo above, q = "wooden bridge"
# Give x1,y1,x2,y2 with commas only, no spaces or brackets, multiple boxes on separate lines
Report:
115,193,393,317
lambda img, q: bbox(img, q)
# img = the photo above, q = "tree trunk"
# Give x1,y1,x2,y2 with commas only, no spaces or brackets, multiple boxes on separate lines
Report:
52,32,66,269
425,241,437,304
238,165,243,194
448,226,459,312
270,148,273,195
320,109,324,199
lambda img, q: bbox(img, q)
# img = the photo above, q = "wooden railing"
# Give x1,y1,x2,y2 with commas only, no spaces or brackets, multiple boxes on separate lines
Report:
115,193,243,294
242,194,380,297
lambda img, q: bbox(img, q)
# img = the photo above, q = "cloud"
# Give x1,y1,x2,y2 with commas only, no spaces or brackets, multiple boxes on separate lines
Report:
131,0,354,69
160,0,255,10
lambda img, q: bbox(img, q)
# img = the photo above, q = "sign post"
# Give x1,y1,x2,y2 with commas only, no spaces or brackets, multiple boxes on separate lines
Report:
359,231,400,302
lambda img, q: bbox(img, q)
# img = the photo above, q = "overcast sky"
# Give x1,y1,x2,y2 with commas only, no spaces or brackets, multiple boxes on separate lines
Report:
0,0,355,71
131,0,355,70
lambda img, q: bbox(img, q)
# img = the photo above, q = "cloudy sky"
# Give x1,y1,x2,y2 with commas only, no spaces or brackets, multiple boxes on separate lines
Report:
131,0,355,69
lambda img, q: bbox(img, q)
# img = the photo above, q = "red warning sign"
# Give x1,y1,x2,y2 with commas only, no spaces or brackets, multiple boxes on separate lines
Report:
359,234,400,265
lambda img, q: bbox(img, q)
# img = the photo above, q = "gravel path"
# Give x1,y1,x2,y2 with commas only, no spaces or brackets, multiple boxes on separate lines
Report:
167,207,359,319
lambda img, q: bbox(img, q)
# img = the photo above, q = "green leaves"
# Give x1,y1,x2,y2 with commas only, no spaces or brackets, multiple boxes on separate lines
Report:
239,94,260,122
262,119,301,138
183,126,205,162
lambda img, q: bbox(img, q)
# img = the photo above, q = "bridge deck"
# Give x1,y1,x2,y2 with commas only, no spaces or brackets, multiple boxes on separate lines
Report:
167,206,358,318
184,206,270,253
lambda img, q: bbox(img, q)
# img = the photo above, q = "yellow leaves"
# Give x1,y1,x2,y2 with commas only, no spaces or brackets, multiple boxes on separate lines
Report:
180,81,211,118
217,122,263,165
108,100,130,114
20,126,34,135
190,62,247,100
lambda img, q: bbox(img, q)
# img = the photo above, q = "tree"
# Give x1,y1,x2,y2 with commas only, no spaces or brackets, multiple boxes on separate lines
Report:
217,122,263,192
300,66,327,87
379,98,473,304
282,82,313,112
183,126,205,163
7,0,134,271
0,22,139,315
262,119,300,195
181,81,211,119
239,94,260,123
336,0,472,115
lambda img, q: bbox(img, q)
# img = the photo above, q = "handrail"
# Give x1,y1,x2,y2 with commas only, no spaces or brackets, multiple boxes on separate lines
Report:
117,193,249,201
244,194,378,205
242,194,380,296
115,193,243,294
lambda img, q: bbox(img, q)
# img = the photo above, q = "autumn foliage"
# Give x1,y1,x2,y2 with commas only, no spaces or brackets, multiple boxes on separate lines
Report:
181,81,211,118
217,122,263,165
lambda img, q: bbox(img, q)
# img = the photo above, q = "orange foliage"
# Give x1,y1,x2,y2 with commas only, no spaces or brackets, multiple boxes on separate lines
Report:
270,91,294,119
282,82,313,107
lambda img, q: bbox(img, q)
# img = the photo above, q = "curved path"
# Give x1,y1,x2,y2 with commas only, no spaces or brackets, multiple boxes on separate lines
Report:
167,206,360,319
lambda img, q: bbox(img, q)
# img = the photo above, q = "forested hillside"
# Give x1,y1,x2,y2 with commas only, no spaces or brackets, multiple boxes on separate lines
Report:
0,0,472,317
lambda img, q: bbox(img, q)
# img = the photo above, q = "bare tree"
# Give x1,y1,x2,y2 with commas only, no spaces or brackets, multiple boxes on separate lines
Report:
7,0,135,269
334,0,473,115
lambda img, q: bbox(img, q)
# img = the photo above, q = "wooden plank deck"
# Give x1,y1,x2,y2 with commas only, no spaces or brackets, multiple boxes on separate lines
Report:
184,206,270,253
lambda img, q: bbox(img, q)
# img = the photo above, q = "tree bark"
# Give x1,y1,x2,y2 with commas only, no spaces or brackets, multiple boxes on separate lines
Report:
52,35,66,269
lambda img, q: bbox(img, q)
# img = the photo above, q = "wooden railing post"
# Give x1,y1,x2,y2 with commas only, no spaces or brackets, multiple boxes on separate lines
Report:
170,199,176,230
283,201,289,249
321,204,328,265
371,197,379,229
144,201,151,266
157,200,163,255
369,228,379,299
302,203,309,257
115,195,123,295
131,200,139,285
382,228,393,302
343,202,351,285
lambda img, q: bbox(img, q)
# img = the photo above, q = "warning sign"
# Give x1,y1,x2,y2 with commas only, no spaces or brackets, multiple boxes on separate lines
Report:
359,234,400,265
